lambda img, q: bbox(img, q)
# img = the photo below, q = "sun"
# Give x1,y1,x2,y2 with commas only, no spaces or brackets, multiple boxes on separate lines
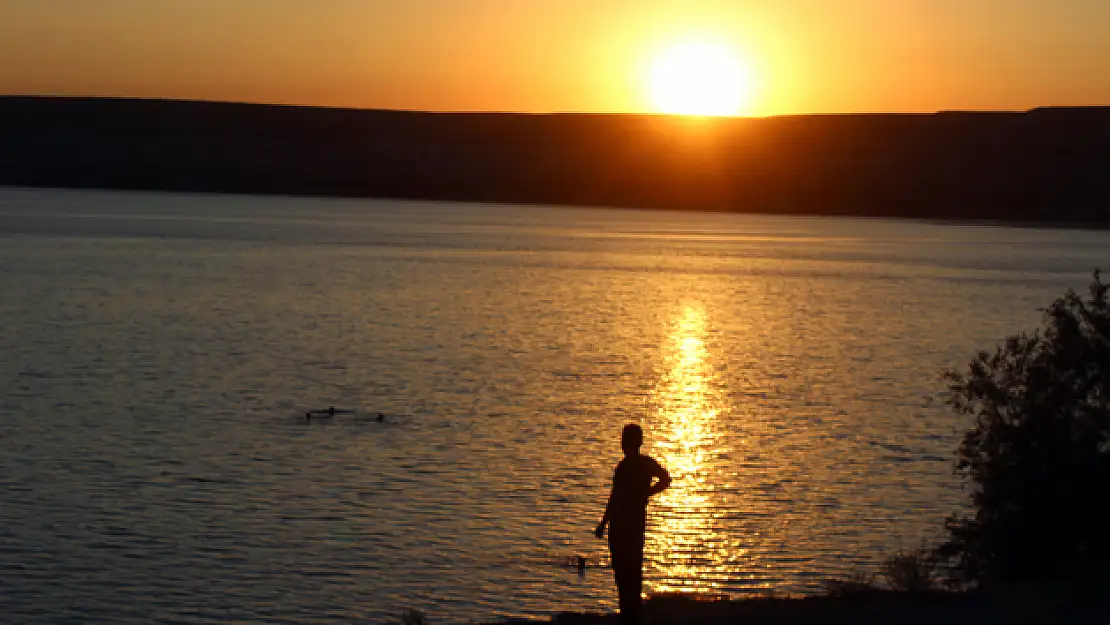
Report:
647,40,753,117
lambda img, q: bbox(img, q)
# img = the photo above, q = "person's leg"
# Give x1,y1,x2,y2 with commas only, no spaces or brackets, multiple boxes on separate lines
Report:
610,533,639,625
615,559,639,624
620,579,640,625
611,532,645,625
624,528,644,625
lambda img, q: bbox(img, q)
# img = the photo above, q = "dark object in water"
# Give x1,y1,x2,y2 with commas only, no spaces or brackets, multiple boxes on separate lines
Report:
577,555,587,576
304,407,387,423
306,405,355,420
354,412,387,423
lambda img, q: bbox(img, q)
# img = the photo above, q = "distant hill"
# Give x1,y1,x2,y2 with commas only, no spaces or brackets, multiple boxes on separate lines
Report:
2,96,1108,223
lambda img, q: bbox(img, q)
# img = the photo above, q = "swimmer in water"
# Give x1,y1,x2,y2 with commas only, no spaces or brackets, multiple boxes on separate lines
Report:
306,406,355,420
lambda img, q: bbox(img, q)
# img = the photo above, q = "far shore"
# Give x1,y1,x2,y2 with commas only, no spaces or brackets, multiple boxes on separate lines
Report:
3,97,1109,228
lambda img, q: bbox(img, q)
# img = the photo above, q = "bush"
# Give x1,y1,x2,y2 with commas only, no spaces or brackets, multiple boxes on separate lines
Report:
881,549,938,593
940,270,1110,586
823,571,878,597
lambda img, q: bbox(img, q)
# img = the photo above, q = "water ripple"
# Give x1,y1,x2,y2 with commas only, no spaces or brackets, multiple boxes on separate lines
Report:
1,188,1107,623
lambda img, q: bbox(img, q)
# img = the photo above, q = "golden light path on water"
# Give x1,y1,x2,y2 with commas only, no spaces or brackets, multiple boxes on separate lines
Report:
643,304,757,597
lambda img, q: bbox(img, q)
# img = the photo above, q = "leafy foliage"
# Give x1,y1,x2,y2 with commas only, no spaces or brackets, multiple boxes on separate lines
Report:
941,270,1110,585
881,549,938,593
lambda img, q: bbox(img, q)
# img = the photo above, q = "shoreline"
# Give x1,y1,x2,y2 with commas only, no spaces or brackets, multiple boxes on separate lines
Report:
4,184,1110,234
485,590,1106,625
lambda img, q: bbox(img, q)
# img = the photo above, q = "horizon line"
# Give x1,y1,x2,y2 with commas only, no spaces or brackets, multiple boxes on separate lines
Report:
5,93,1110,119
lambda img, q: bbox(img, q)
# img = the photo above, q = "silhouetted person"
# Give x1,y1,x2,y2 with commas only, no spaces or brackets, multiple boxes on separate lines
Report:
595,423,671,625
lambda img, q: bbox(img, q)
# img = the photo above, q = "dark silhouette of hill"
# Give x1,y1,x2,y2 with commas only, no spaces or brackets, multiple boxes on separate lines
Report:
2,96,1108,223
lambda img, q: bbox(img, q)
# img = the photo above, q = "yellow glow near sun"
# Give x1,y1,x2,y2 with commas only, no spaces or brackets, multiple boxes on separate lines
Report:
647,39,753,116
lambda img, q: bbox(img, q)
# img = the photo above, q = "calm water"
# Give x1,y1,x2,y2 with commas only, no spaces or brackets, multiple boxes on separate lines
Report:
1,187,1108,623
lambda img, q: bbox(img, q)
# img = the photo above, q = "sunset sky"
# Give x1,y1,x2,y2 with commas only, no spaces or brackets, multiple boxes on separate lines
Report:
3,0,1109,116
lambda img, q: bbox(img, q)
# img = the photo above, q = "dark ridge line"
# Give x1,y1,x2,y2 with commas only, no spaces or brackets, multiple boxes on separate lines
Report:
3,96,1109,225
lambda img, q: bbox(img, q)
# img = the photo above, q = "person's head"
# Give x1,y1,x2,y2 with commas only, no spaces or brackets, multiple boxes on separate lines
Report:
621,423,643,456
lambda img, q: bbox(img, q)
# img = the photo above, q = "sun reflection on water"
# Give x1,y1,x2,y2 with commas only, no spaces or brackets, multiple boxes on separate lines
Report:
644,304,739,597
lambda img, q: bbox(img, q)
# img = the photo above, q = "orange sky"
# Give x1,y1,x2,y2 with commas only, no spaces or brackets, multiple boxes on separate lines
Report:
2,0,1109,116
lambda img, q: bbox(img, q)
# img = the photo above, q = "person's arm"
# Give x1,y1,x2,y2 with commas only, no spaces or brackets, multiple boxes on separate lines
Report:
595,480,615,539
647,461,671,496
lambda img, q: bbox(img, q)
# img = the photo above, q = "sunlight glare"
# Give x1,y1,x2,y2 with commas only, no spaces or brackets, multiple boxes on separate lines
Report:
646,304,731,596
648,40,753,117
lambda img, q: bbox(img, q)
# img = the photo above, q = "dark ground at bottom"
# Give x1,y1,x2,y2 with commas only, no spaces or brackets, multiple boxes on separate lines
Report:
491,590,1109,625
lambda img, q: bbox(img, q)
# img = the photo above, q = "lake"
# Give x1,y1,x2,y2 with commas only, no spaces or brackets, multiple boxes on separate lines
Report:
1,187,1107,623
